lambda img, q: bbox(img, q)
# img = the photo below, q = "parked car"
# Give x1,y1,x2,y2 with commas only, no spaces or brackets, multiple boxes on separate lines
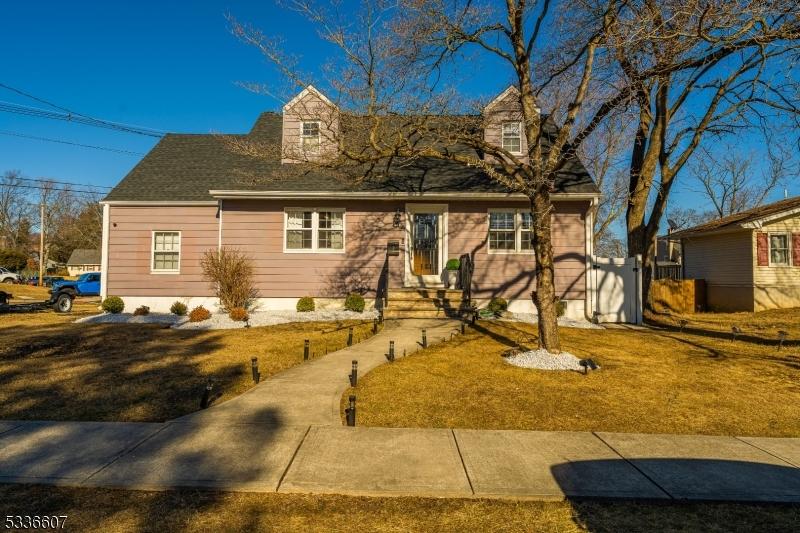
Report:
51,272,101,296
0,267,21,284
26,275,65,287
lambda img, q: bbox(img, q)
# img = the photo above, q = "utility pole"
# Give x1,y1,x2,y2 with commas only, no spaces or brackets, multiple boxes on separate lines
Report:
38,201,45,286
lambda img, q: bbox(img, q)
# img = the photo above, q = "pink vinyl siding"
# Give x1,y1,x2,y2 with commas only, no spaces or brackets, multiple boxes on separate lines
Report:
106,205,219,296
222,199,405,297
449,201,587,300
106,200,588,300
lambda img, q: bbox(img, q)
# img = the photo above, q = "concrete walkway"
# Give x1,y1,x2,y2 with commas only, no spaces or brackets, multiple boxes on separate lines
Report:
0,319,799,502
179,318,461,426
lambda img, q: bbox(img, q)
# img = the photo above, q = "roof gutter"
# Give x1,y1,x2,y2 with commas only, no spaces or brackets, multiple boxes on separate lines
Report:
206,190,601,201
100,200,219,206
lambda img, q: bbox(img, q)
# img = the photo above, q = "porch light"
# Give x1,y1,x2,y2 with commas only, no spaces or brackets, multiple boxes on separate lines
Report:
393,208,402,229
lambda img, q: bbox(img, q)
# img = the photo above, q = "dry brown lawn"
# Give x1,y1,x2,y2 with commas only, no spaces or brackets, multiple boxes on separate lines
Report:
648,307,800,341
347,315,800,436
0,290,377,422
1,484,797,532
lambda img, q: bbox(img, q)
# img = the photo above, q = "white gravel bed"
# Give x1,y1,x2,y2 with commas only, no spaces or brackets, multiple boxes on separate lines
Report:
503,349,587,371
77,312,186,326
174,308,380,330
504,312,603,329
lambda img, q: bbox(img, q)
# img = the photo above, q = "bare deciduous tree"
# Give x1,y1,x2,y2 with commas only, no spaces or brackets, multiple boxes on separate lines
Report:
606,0,800,300
227,0,637,353
0,170,35,251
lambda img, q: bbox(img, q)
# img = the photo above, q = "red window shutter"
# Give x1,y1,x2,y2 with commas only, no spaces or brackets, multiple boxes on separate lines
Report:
793,233,800,266
756,232,769,266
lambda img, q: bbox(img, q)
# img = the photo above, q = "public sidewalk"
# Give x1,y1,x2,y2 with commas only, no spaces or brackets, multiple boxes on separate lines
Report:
0,318,798,501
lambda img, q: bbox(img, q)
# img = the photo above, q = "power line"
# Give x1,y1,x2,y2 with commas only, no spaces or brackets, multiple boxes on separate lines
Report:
0,100,166,138
0,130,145,155
13,176,113,190
1,182,108,197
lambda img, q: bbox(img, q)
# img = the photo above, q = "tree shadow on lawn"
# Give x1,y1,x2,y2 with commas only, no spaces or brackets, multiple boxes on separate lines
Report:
0,321,236,422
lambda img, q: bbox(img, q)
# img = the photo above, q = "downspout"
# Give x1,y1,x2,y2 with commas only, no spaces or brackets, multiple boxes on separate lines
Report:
217,199,223,250
100,203,110,301
584,198,597,321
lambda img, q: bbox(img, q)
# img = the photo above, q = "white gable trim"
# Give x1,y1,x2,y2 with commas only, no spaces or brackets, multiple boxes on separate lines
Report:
485,85,520,111
741,206,800,229
283,85,336,110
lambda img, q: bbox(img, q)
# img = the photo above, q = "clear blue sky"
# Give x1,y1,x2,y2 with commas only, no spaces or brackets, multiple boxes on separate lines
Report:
1,1,797,210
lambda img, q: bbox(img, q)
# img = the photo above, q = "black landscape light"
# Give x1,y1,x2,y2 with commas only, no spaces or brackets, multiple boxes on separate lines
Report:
579,358,598,375
345,395,357,426
349,360,358,387
387,340,395,362
373,317,378,334
347,327,354,347
200,381,214,409
461,321,466,334
778,330,788,351
304,339,310,360
251,357,260,384
422,328,427,348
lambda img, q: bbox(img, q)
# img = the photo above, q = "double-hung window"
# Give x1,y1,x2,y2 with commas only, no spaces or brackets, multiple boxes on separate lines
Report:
501,122,522,154
301,121,321,153
488,210,533,253
769,233,790,266
285,209,345,252
152,231,180,272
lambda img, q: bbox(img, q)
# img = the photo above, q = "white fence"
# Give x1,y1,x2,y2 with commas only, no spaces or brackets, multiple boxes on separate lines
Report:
590,255,643,324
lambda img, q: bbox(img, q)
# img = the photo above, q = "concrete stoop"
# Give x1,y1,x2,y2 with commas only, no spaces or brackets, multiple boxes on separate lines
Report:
383,288,471,319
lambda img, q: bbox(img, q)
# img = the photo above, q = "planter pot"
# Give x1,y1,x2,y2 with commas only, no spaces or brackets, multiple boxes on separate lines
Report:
443,269,460,289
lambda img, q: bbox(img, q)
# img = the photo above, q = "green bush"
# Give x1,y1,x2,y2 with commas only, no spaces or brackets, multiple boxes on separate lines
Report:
189,305,211,322
445,258,461,271
0,249,28,272
133,305,150,316
344,293,365,313
555,299,567,318
170,301,188,316
102,296,124,314
296,296,315,312
487,297,508,315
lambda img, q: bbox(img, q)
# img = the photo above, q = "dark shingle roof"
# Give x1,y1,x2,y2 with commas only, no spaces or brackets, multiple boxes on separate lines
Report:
67,249,101,265
104,112,599,202
669,196,800,239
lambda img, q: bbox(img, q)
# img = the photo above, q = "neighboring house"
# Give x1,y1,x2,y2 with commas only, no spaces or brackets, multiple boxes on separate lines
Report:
100,86,600,319
668,196,800,312
66,249,101,276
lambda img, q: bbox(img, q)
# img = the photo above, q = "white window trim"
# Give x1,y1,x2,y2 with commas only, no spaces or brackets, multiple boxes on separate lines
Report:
487,208,534,255
301,120,321,153
283,207,346,254
501,121,523,155
767,232,792,267
150,230,181,274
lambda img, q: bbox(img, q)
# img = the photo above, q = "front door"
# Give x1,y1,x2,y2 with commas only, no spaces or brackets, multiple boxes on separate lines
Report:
412,213,438,275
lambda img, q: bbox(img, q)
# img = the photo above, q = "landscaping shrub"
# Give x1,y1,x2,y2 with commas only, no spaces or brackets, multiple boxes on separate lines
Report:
200,247,258,312
101,296,124,314
170,301,187,316
555,299,567,318
487,297,508,315
189,305,211,322
445,258,461,271
344,293,365,313
228,307,248,322
133,305,150,316
296,296,315,312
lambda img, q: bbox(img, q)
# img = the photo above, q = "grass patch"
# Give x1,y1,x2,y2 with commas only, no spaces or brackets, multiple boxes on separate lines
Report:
648,307,800,341
1,484,797,532
346,317,800,436
0,300,376,422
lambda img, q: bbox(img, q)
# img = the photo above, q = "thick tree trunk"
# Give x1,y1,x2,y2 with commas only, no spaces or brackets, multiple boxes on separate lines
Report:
531,190,561,353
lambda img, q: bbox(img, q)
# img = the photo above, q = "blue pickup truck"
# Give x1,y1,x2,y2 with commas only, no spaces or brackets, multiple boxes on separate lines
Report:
52,272,101,297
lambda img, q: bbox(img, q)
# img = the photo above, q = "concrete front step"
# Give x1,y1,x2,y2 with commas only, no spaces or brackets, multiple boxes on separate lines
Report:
383,308,464,319
388,288,464,301
386,299,466,311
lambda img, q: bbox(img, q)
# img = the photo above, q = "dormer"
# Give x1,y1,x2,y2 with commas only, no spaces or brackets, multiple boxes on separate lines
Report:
282,85,339,164
483,85,538,163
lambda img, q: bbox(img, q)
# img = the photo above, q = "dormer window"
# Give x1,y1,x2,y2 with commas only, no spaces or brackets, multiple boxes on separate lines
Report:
502,122,522,154
301,121,321,153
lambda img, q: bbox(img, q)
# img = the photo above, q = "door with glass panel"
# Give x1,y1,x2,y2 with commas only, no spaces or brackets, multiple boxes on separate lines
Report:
412,213,438,275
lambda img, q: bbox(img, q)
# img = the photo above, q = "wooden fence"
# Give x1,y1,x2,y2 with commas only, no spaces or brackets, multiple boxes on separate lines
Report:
649,279,706,314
